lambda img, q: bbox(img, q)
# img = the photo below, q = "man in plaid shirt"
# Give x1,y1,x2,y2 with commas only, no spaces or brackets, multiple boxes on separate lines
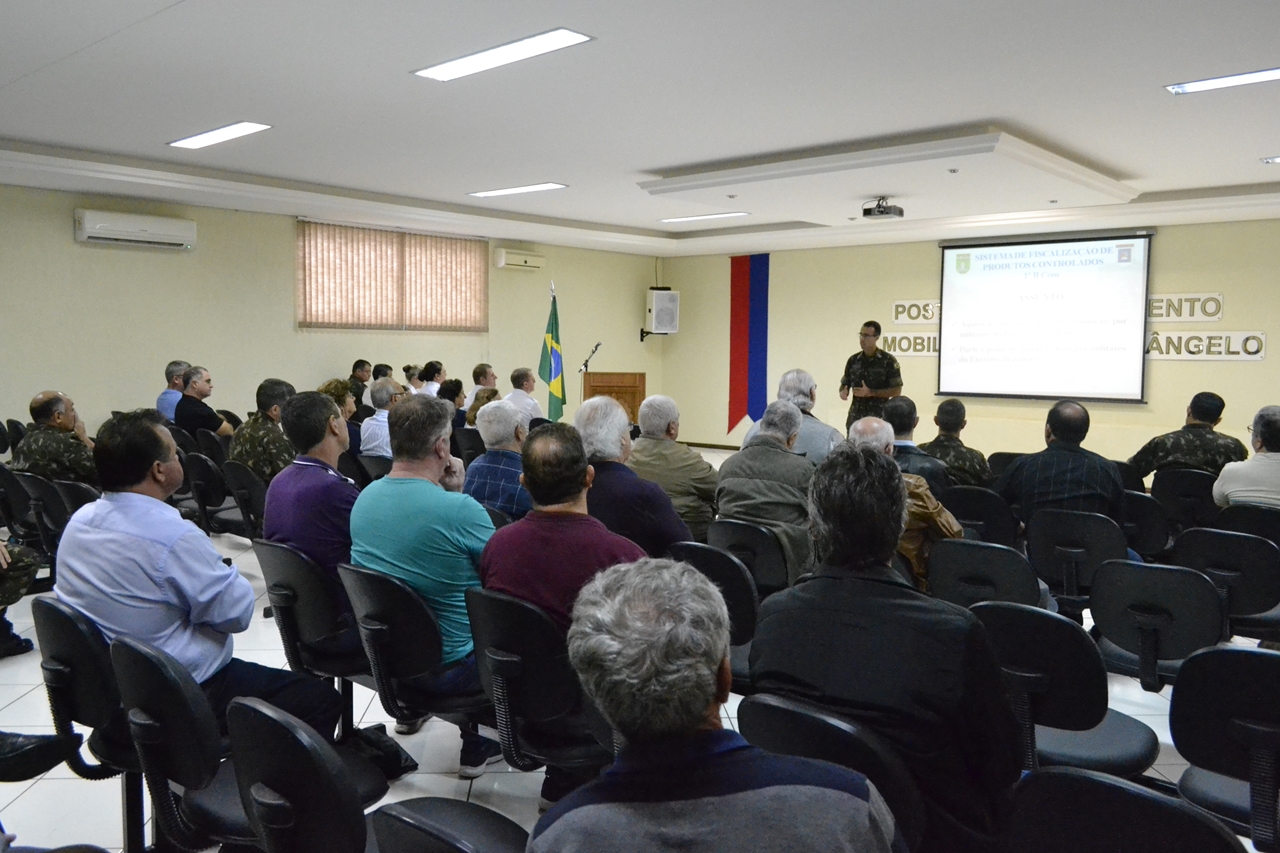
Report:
463,400,533,520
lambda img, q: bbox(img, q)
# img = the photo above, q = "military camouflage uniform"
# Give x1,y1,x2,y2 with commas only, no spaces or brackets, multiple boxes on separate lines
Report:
1127,423,1249,478
10,424,98,486
840,349,903,429
918,433,994,487
228,412,297,484
0,544,38,610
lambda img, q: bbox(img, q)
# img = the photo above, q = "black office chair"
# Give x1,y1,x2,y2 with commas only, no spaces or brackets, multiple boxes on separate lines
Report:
1003,766,1245,853
927,539,1041,608
31,598,147,853
216,409,243,430
0,425,8,456
737,693,926,851
971,601,1159,777
1172,527,1280,643
1170,647,1280,849
669,541,759,694
1216,503,1280,549
358,454,393,481
54,479,100,516
0,732,112,853
937,486,1021,548
166,425,199,455
1089,559,1225,692
227,698,528,853
707,519,789,598
986,451,1025,478
6,419,27,449
1152,468,1220,530
0,462,43,553
1112,460,1147,493
1124,490,1173,559
336,449,372,489
465,587,614,774
184,452,253,537
14,472,70,590
452,429,487,469
253,539,370,741
222,460,267,539
1026,509,1128,623
196,428,228,470
485,506,514,530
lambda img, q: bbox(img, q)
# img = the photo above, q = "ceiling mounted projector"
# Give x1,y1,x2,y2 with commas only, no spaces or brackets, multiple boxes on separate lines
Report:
862,196,904,219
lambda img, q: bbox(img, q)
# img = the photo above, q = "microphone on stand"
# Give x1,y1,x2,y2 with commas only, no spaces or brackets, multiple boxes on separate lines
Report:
579,341,602,373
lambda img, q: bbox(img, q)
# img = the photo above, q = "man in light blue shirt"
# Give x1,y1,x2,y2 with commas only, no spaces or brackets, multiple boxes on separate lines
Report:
350,394,501,775
359,377,403,459
55,409,342,740
155,359,189,421
740,369,842,464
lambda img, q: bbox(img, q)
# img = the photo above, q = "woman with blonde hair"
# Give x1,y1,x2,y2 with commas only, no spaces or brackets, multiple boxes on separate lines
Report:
466,387,501,427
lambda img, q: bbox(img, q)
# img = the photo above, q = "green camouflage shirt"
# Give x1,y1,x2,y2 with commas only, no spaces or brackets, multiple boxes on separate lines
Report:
228,412,297,484
840,349,903,427
918,433,993,487
10,424,98,486
1127,423,1248,478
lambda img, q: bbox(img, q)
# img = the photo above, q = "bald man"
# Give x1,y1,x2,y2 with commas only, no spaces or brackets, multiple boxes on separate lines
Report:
11,391,97,486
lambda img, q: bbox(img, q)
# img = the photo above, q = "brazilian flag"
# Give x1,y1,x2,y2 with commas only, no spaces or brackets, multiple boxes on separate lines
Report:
538,294,566,421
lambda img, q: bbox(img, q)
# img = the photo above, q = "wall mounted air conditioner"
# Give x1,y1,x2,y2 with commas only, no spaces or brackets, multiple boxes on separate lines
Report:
493,248,544,270
74,209,197,250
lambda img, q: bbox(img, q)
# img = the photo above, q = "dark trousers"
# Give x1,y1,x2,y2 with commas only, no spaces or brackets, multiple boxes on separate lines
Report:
201,657,343,743
404,653,487,752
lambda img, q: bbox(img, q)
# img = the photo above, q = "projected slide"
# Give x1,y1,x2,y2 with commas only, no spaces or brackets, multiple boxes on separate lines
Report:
938,236,1150,401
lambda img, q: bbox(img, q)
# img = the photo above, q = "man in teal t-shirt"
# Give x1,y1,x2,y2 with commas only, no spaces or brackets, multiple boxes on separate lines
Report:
349,394,500,776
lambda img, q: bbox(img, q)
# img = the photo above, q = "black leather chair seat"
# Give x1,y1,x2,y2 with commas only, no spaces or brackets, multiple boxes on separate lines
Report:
210,507,253,537
179,760,257,843
298,643,369,678
371,798,529,853
86,721,141,774
729,642,752,695
1177,765,1252,835
513,718,611,769
1035,709,1160,777
1095,634,1189,683
1230,601,1280,640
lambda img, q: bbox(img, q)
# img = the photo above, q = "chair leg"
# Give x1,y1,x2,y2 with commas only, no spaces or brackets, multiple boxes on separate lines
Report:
338,678,354,742
121,769,145,853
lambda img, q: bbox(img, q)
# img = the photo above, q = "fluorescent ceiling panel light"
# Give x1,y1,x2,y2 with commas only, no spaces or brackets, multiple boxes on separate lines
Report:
660,212,750,223
468,182,566,197
1166,67,1280,95
169,122,271,149
416,28,591,82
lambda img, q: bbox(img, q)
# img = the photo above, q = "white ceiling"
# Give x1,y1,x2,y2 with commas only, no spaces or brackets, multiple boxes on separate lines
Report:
2,0,1280,255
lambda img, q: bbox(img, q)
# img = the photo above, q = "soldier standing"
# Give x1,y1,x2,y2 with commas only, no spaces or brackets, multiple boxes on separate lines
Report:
228,379,298,484
839,321,903,430
918,399,994,487
1128,391,1249,479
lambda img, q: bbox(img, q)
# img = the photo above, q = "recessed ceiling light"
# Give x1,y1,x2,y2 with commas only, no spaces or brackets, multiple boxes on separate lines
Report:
468,182,566,198
416,29,592,82
660,212,749,223
1263,156,1280,164
1166,66,1280,95
169,122,271,149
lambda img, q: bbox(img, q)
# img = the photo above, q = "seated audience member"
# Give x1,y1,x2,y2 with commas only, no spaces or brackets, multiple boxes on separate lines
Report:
505,367,545,421
403,364,424,393
156,360,190,421
750,443,1020,853
532,558,905,853
11,391,98,486
173,366,233,438
883,396,951,497
716,400,813,583
349,395,501,774
1129,391,1249,478
466,388,501,427
361,363,394,408
1213,405,1280,509
464,362,498,410
739,369,843,464
850,418,963,588
463,400,533,520
359,377,405,459
0,544,38,657
228,379,297,484
418,360,445,397
263,392,360,649
576,396,690,556
919,398,993,487
994,400,1124,525
318,378,362,455
626,395,718,541
437,378,467,429
55,410,342,739
349,360,373,423
481,422,644,807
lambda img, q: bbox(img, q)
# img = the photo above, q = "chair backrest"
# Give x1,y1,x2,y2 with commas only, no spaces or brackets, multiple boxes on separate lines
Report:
254,539,347,646
1173,527,1280,618
1216,503,1280,549
707,519,789,596
453,430,487,468
227,697,366,853
1003,766,1245,853
216,409,243,430
0,424,8,455
6,419,26,448
936,486,1020,548
0,461,33,534
55,479,100,516
358,454,392,481
110,637,222,791
1122,490,1172,558
336,450,372,489
1151,468,1220,528
738,693,926,853
485,506,514,530
337,563,446,679
222,460,268,530
14,470,71,533
465,587,582,722
32,597,122,729
1025,509,1128,595
184,452,230,507
167,425,199,455
1111,460,1146,493
195,429,227,469
927,539,1041,608
668,541,760,646
986,451,1025,478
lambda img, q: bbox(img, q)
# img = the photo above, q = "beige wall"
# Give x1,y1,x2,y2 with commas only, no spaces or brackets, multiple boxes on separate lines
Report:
661,220,1280,467
0,185,662,432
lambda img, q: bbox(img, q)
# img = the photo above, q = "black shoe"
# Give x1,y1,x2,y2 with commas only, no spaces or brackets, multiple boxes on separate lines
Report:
0,635,32,659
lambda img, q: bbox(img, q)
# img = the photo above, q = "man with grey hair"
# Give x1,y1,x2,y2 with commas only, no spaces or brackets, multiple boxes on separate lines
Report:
717,400,814,583
504,366,544,421
740,369,843,464
626,395,718,541
462,399,533,519
576,396,690,556
358,376,405,459
530,557,904,853
751,444,1019,853
156,359,190,421
1214,405,1280,509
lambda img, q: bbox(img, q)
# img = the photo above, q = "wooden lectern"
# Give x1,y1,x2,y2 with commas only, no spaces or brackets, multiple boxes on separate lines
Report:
582,372,646,422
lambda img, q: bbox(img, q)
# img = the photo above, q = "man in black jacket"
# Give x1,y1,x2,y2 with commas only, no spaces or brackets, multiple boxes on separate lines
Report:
883,396,950,498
